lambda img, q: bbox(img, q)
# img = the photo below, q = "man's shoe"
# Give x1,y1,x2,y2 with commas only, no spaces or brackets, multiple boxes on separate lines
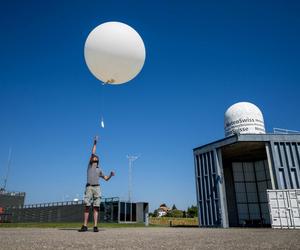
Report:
93,226,99,232
78,225,88,232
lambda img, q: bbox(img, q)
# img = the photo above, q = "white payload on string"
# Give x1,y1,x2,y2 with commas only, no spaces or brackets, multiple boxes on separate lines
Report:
84,21,146,128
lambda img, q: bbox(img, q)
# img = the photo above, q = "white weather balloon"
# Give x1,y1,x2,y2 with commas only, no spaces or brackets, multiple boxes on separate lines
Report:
84,21,146,84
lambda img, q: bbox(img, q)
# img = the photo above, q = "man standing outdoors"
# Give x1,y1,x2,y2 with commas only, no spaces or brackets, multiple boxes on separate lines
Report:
79,136,115,232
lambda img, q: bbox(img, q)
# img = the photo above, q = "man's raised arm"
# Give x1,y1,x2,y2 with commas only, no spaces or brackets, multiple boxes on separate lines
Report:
92,136,98,155
100,171,115,181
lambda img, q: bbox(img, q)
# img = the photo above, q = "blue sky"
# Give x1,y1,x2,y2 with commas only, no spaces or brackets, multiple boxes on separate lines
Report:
0,0,300,211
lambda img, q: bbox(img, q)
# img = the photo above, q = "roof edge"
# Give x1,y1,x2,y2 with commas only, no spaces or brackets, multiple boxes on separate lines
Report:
193,133,300,153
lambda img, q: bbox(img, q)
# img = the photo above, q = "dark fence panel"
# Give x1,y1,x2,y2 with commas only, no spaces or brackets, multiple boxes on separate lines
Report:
8,198,120,223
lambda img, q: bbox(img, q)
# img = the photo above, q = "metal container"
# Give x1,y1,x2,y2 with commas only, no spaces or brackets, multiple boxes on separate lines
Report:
267,189,300,229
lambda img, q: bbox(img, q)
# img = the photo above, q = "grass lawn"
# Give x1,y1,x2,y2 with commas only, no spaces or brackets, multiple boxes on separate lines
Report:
149,217,198,226
0,218,198,228
0,222,147,228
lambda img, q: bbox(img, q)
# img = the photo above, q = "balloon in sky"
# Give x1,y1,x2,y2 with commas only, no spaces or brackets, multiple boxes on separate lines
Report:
84,21,146,84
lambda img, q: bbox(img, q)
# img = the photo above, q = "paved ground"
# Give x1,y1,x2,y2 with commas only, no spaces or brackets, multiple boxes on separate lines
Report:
1,227,300,250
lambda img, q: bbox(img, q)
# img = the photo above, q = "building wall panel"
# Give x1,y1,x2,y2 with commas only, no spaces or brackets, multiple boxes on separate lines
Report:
271,142,300,189
194,150,221,227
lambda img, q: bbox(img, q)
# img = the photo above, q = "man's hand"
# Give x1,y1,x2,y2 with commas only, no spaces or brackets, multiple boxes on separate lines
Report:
102,171,115,181
92,136,99,154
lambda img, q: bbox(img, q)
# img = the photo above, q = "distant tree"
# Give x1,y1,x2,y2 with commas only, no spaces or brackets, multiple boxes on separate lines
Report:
153,209,158,217
172,204,177,210
168,209,183,218
187,205,198,218
183,210,186,218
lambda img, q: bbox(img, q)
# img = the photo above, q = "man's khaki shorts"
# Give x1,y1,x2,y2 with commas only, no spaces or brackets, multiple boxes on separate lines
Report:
84,186,101,207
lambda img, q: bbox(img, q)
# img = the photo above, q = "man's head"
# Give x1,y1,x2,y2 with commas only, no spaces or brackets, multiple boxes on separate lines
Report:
90,154,99,165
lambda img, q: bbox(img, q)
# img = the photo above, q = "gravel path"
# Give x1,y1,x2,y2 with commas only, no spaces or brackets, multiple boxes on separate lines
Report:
1,227,300,250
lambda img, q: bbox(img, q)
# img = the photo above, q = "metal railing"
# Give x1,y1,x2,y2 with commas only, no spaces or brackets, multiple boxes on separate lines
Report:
22,200,84,209
0,190,26,197
273,128,300,134
17,197,120,209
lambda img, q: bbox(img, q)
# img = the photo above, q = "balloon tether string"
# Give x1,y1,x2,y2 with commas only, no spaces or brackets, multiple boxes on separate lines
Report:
100,80,113,128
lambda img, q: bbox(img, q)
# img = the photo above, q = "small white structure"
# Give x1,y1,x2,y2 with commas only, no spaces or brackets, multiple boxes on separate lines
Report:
224,102,266,137
157,204,170,217
158,210,167,217
267,189,300,229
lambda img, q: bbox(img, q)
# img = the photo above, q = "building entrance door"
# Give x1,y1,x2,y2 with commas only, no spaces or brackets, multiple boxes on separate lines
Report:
232,160,272,226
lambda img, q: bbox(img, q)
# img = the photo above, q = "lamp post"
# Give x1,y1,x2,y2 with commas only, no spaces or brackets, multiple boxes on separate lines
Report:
126,155,140,202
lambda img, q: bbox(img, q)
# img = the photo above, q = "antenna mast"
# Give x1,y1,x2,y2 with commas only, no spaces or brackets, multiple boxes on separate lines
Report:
3,147,12,191
126,155,140,202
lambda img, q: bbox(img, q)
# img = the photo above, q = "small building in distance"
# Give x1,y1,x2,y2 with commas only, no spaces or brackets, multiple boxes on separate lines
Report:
157,204,171,217
0,189,26,209
0,189,26,222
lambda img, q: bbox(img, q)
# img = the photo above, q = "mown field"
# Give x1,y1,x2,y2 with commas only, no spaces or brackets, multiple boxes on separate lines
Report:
0,222,146,228
0,217,198,228
149,217,198,226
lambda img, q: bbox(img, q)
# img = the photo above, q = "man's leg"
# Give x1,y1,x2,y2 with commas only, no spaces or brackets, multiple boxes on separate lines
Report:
79,206,90,232
93,207,99,227
84,206,90,226
83,187,92,226
93,186,101,232
79,186,92,232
